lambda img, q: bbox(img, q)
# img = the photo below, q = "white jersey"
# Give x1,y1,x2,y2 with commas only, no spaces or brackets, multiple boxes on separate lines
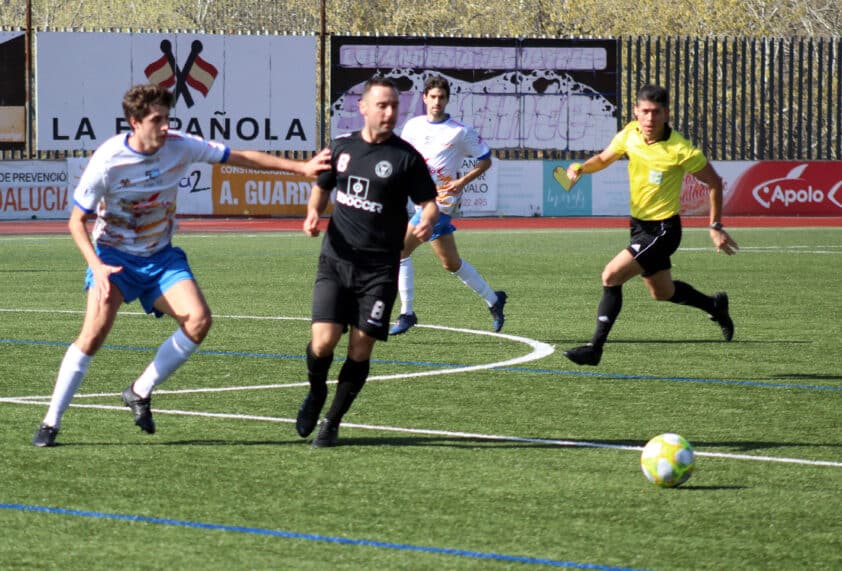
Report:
400,114,491,216
74,131,228,256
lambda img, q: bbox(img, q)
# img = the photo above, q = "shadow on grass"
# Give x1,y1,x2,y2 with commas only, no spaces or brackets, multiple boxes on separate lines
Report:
671,485,748,491
771,373,842,381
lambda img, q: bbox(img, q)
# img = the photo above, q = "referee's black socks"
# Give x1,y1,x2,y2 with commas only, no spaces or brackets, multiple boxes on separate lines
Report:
325,358,370,424
591,285,623,348
669,280,716,314
306,341,333,401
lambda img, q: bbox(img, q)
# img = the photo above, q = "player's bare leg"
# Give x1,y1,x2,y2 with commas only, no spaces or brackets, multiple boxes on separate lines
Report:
34,287,123,446
122,280,211,434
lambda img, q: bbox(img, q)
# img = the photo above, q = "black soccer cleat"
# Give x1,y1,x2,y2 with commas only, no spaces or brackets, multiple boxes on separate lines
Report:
296,391,326,438
710,292,734,342
312,418,339,448
122,385,156,434
489,291,508,332
32,423,59,447
564,344,603,366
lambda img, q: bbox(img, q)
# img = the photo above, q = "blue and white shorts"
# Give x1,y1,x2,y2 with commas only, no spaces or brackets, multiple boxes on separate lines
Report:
85,244,195,316
409,211,456,241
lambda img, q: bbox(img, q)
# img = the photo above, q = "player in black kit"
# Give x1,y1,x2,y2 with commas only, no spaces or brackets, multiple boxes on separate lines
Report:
297,77,439,447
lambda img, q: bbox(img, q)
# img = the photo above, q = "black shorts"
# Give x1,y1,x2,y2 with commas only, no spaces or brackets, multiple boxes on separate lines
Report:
627,216,682,277
311,254,399,341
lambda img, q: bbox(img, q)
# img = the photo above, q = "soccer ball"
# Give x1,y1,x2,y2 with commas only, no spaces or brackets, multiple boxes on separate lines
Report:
640,433,695,488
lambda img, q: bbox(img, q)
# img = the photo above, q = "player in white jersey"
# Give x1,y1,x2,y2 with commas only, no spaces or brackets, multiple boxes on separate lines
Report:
32,83,330,447
389,75,507,335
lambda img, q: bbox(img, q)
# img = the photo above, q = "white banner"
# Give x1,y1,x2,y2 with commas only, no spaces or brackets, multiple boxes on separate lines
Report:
0,162,71,219
461,158,499,216
36,32,317,152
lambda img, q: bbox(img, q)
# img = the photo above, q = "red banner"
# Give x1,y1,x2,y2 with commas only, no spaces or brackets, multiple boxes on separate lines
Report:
724,161,842,216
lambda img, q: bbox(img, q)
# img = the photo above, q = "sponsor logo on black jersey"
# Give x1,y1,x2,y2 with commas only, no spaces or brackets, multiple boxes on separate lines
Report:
336,176,384,213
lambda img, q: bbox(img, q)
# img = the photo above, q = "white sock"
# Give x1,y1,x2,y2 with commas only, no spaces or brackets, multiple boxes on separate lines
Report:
397,257,415,315
132,328,198,398
453,259,497,306
43,344,92,428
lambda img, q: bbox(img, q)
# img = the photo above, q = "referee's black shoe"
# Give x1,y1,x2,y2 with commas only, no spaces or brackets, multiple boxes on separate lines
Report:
710,292,734,342
312,418,339,448
296,391,326,437
564,343,602,366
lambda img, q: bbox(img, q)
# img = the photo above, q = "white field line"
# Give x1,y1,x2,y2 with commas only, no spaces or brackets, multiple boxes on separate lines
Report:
3,309,840,469
2,310,554,399
4,398,840,468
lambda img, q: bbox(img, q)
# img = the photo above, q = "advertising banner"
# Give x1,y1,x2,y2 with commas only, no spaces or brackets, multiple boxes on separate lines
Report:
543,161,592,216
211,164,329,217
36,32,317,152
330,36,618,151
0,161,70,219
496,161,543,217
460,158,499,216
723,161,842,216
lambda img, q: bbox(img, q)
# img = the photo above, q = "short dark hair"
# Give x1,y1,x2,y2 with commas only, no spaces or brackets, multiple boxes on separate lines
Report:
122,84,174,123
423,75,450,98
637,84,669,107
361,76,398,98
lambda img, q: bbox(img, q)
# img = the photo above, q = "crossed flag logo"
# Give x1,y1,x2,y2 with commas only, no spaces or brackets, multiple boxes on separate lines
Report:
144,39,218,108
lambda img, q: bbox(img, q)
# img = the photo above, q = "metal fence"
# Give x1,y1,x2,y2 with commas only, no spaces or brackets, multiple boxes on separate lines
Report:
621,35,842,161
3,27,841,162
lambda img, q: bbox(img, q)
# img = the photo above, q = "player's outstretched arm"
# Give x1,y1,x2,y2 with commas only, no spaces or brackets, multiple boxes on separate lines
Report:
227,148,331,177
567,148,620,186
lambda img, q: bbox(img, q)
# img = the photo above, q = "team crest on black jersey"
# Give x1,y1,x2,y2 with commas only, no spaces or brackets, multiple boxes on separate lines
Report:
374,160,393,178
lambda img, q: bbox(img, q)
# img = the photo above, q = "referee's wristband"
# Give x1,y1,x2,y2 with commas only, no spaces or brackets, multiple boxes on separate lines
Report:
709,222,724,231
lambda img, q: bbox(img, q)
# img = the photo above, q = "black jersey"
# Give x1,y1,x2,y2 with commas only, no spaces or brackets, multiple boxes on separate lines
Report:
317,131,436,264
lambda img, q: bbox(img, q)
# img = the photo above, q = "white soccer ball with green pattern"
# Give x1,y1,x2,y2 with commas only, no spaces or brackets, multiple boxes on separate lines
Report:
640,433,695,487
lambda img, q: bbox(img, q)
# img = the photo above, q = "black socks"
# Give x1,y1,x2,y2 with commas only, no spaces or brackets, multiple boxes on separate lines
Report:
324,358,370,424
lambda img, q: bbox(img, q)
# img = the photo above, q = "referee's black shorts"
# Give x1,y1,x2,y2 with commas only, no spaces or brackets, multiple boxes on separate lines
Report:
311,254,399,341
627,215,682,277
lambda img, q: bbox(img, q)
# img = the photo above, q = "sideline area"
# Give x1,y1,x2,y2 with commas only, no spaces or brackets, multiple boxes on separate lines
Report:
1,215,841,235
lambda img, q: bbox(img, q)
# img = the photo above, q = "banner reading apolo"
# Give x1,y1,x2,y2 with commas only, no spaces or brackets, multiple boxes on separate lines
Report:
725,161,842,216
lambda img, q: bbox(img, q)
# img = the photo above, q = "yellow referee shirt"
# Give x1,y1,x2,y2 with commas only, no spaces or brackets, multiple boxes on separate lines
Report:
608,121,707,221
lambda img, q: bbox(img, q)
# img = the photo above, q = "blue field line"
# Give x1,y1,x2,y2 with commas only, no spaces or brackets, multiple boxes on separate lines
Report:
501,366,842,392
3,338,840,393
0,503,646,570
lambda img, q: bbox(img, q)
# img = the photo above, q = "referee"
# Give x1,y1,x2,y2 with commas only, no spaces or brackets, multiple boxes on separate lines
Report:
296,77,439,446
563,84,739,367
